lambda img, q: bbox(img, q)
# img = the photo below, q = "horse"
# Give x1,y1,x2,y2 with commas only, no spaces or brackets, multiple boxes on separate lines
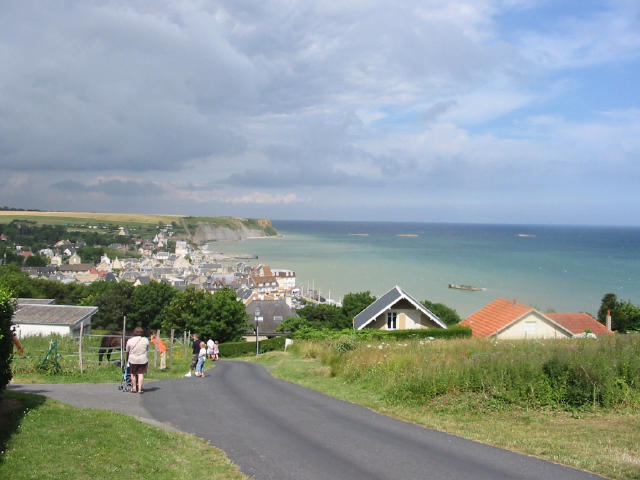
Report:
98,332,128,363
98,329,152,363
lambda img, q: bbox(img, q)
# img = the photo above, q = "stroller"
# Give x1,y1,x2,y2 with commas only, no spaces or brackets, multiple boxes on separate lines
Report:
119,362,133,392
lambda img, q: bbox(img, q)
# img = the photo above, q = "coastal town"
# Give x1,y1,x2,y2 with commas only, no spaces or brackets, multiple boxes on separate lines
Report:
2,220,318,332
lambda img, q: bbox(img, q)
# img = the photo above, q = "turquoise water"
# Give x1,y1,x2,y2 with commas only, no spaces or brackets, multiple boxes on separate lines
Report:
209,221,640,317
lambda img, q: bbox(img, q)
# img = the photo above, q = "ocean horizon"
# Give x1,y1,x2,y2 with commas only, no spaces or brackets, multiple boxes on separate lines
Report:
208,220,640,318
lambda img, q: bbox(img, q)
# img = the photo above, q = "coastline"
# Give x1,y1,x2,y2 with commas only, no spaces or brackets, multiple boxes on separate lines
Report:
208,220,640,317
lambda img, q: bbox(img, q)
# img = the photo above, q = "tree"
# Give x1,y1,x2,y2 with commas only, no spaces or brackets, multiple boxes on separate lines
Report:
87,282,134,331
161,287,247,342
421,300,462,326
276,316,310,333
24,254,48,267
342,291,376,323
597,293,618,323
208,288,248,342
597,293,640,332
128,281,177,331
297,304,350,330
0,265,35,298
0,285,16,393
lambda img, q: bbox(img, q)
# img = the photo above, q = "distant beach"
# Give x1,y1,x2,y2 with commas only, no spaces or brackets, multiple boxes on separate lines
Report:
207,220,640,317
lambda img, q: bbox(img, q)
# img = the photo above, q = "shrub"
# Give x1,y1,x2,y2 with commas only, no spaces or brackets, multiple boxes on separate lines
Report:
333,335,358,353
218,337,286,357
0,286,16,393
292,325,471,341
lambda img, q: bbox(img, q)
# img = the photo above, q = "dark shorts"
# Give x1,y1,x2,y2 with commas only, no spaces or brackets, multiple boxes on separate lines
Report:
190,353,199,369
130,362,148,375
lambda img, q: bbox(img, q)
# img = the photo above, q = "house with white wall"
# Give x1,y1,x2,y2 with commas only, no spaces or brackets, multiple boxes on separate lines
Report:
353,285,446,330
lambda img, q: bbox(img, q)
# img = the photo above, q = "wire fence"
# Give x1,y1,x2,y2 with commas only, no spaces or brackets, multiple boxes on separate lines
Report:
12,328,191,374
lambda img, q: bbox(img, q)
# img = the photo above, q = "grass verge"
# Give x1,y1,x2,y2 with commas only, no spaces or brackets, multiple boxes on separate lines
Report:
254,350,640,480
0,390,248,480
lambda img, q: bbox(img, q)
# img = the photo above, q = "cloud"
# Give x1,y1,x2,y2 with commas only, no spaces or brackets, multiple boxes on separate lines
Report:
515,2,640,69
51,178,164,196
1,1,639,224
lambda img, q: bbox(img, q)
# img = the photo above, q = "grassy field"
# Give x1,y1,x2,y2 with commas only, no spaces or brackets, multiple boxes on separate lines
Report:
0,391,248,480
252,337,640,480
0,211,184,226
10,334,196,384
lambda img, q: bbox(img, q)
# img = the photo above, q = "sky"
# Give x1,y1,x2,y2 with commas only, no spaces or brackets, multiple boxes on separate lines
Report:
1,0,639,225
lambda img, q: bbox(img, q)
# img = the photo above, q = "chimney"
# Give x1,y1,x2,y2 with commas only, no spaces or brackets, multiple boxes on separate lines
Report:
606,310,612,332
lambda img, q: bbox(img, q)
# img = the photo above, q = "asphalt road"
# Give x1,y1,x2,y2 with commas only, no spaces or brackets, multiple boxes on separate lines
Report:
10,361,606,480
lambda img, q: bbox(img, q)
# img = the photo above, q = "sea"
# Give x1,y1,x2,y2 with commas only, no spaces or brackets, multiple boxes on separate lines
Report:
206,220,640,318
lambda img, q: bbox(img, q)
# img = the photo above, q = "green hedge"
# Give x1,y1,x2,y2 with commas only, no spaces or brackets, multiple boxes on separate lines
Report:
0,286,16,393
292,325,471,341
219,337,286,357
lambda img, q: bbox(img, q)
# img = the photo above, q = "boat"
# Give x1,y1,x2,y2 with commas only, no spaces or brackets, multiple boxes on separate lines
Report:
517,233,536,238
348,233,370,237
448,284,486,291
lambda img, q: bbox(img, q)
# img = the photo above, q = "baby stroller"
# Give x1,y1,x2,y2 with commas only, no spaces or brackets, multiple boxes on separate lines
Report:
119,362,133,392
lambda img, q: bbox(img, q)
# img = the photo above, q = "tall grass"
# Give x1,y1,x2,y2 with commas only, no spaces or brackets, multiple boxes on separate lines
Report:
11,333,190,383
291,334,640,409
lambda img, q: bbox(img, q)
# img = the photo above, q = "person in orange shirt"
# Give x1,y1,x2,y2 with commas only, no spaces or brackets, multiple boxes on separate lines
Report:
150,332,167,370
12,331,24,356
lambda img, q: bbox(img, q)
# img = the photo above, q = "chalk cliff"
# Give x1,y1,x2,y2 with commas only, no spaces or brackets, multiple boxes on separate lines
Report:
188,218,277,244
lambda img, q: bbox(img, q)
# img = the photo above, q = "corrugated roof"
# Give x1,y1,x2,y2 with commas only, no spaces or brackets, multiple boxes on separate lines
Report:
13,304,98,326
460,298,532,337
546,313,612,336
353,285,445,330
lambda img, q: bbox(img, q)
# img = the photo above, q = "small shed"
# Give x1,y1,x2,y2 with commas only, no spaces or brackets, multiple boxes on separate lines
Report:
12,304,98,338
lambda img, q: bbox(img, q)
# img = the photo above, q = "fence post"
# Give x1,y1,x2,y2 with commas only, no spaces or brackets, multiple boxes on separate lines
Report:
78,322,84,373
121,315,126,368
184,330,188,359
153,329,158,368
170,329,175,363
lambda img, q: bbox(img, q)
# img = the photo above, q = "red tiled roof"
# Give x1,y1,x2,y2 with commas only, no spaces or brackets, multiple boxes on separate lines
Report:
460,298,533,337
546,313,612,336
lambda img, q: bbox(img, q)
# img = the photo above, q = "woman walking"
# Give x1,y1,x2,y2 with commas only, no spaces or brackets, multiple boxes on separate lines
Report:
126,327,149,393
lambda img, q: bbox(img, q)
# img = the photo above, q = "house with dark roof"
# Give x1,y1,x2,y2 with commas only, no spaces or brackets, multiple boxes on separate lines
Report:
460,298,612,339
245,299,298,335
353,286,446,331
12,302,98,337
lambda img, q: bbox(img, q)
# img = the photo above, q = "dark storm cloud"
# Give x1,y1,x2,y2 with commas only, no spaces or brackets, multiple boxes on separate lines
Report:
51,179,164,196
0,1,250,172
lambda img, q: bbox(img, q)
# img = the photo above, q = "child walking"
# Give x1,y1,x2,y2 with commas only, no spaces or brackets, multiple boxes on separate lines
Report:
196,341,207,377
213,340,220,361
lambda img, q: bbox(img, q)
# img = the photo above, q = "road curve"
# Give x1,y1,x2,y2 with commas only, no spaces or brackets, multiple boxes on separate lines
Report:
11,361,606,480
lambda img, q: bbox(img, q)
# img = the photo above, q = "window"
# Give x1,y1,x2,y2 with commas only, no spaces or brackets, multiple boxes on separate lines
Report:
274,316,283,322
524,321,536,335
386,312,397,330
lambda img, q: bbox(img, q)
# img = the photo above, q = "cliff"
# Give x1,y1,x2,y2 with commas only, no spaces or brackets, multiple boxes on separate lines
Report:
186,217,278,244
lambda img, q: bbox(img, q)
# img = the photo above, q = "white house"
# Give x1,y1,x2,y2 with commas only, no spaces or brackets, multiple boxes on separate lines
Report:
460,298,612,339
272,269,296,291
353,286,446,330
12,302,98,338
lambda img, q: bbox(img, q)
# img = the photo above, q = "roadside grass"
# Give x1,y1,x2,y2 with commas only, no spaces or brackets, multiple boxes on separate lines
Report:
0,391,248,480
11,334,202,384
254,343,640,480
